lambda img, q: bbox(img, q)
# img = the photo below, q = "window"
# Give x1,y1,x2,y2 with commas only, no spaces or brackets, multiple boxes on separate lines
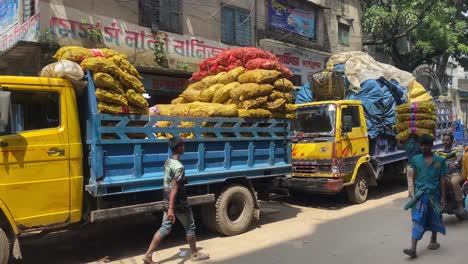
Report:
3,91,60,135
342,106,360,128
138,0,182,34
23,0,36,22
337,0,349,15
221,6,252,46
338,23,350,46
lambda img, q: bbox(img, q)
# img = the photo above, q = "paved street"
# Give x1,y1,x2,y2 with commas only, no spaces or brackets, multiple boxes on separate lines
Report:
19,182,468,264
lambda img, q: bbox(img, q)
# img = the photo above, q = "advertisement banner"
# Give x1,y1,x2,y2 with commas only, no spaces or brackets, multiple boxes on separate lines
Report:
268,0,315,39
45,4,232,72
259,39,329,85
0,0,19,34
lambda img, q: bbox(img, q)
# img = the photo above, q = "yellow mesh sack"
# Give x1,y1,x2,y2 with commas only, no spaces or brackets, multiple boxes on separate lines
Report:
81,57,124,77
238,96,269,110
238,69,281,84
55,46,93,62
187,81,207,91
230,83,273,101
98,102,125,114
199,84,224,102
157,104,191,116
213,82,240,103
267,98,287,112
238,109,272,118
120,72,146,93
95,88,128,106
188,102,238,117
94,73,124,94
270,90,293,103
126,89,149,108
274,78,295,92
395,119,437,132
396,113,437,122
396,128,434,141
229,67,246,80
180,88,202,102
112,54,141,79
201,75,219,87
395,101,435,114
171,97,189,104
216,72,237,85
55,47,121,63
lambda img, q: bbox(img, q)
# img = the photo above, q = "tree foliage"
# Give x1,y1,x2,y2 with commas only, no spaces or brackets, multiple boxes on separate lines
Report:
362,0,468,78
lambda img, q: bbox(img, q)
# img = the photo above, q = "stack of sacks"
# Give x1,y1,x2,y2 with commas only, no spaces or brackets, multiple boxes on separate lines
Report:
395,101,437,141
165,67,297,119
53,46,149,115
190,47,293,82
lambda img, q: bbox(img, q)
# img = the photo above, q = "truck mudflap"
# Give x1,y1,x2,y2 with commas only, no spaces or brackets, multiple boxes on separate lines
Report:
275,176,344,194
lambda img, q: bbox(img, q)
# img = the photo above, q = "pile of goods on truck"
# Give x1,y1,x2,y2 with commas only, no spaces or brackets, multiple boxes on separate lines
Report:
153,47,297,120
41,46,148,115
295,51,434,143
395,101,437,141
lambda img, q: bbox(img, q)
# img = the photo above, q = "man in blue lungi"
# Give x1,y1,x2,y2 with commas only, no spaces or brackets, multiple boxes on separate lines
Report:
403,134,447,258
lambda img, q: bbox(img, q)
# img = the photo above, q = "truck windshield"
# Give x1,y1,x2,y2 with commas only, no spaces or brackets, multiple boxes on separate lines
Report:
293,105,336,135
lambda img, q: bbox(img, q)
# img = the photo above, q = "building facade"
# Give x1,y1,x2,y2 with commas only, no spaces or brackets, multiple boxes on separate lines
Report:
0,0,363,104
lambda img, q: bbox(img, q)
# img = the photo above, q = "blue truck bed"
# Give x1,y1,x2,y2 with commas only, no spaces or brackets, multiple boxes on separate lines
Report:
80,73,292,198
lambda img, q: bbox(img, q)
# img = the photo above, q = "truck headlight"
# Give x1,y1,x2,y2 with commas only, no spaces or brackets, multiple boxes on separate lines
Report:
331,165,339,174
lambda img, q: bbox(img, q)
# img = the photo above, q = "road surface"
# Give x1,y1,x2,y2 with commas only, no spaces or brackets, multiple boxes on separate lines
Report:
19,182,468,264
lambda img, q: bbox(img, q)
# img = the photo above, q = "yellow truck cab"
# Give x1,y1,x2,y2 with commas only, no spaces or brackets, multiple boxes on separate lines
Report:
0,77,83,262
286,100,376,203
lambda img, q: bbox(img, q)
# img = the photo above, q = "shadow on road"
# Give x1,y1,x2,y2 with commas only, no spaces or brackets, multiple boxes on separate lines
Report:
282,180,408,210
210,193,468,264
19,201,301,264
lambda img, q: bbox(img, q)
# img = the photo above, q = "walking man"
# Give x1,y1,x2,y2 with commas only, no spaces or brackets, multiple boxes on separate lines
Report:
403,134,447,258
143,136,209,264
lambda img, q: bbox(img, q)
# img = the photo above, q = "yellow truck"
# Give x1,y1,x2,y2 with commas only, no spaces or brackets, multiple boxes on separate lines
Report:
276,98,453,204
0,74,291,263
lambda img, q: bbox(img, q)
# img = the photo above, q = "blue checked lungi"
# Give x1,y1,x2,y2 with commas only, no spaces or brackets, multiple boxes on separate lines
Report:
411,193,446,240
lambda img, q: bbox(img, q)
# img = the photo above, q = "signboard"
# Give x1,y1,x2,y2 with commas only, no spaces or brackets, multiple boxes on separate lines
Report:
45,4,231,72
268,0,315,39
259,39,329,85
141,74,188,93
0,0,19,34
0,13,39,51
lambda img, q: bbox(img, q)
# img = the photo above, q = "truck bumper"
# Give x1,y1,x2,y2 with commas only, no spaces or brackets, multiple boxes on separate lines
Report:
275,176,344,194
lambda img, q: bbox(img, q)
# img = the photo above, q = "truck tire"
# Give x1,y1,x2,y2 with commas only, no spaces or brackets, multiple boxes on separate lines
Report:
214,185,254,236
0,227,10,264
346,171,368,204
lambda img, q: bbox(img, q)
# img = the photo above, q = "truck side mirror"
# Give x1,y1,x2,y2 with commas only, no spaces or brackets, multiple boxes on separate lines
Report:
0,90,11,132
342,116,352,134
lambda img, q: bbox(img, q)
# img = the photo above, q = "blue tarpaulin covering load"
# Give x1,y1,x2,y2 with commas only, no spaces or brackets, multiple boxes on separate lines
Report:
295,83,312,104
345,78,407,139
295,54,409,141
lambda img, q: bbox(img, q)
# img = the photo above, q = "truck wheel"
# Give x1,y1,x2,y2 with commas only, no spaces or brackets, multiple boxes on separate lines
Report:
215,185,254,236
0,227,10,264
346,171,368,204
200,204,218,233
